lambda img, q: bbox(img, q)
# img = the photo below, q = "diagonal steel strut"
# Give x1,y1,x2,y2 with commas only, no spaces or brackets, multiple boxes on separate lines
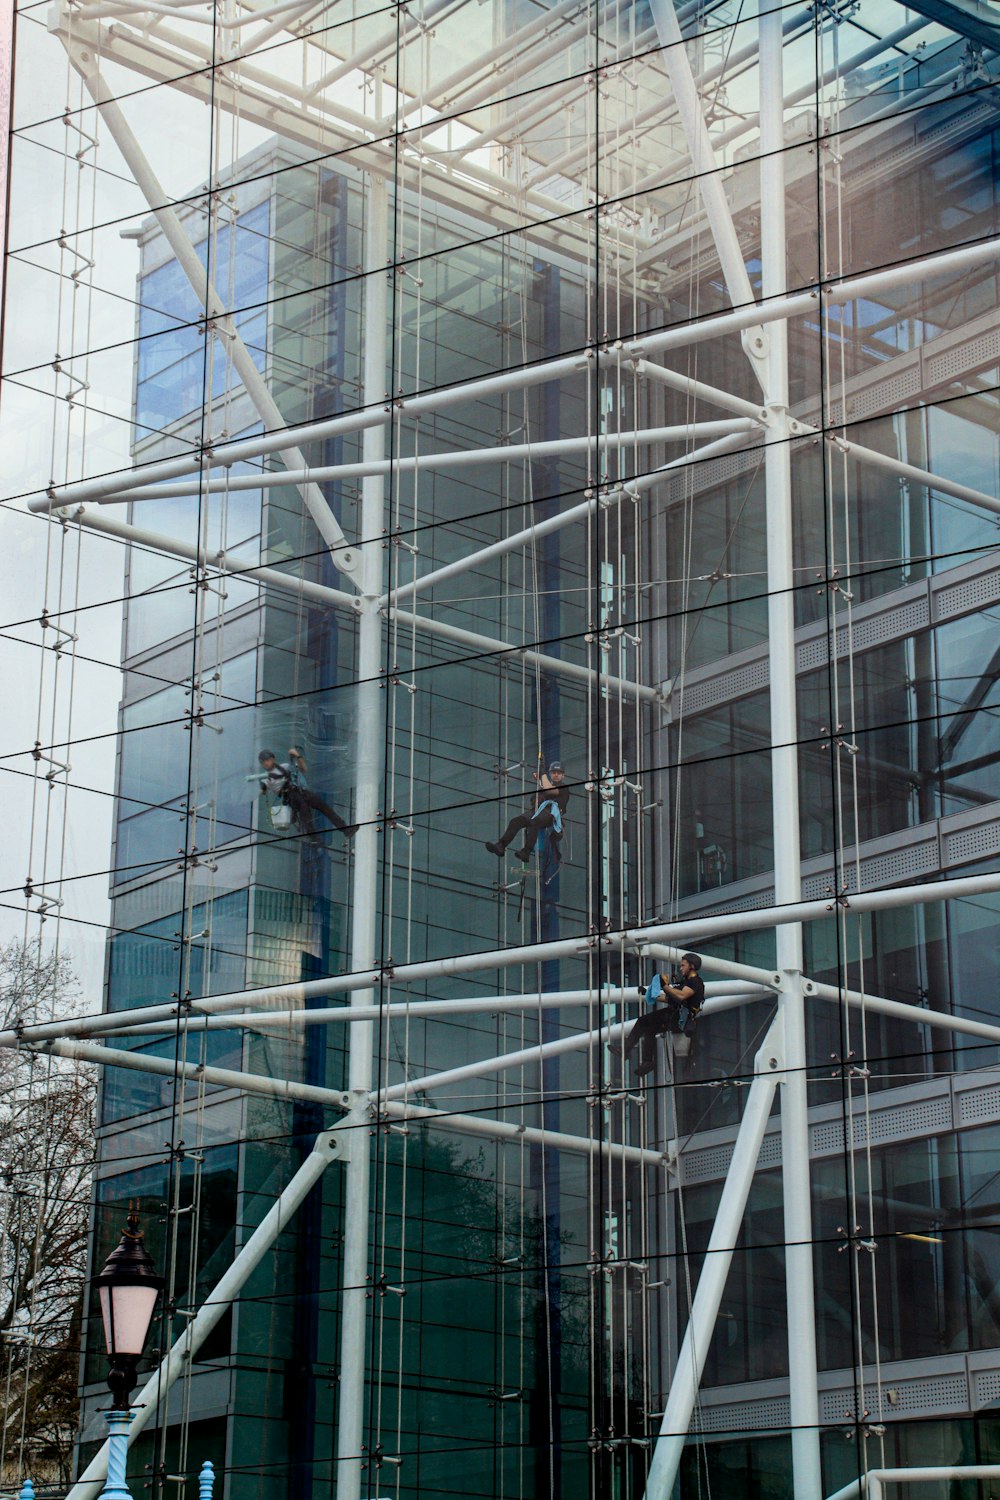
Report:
62,41,362,586
67,1128,348,1500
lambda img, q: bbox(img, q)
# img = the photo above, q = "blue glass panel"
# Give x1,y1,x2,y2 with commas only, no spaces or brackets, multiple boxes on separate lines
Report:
136,200,270,433
102,890,248,1123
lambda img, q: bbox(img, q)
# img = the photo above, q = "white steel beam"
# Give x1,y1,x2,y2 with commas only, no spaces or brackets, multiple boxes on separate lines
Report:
115,420,757,501
335,163,389,1500
645,0,755,311
56,504,656,705
526,3,815,189
714,18,928,154
100,982,773,1035
49,7,581,238
634,359,768,422
378,1017,635,1102
378,1098,668,1168
826,431,1000,518
9,872,1000,1056
825,1467,1000,1500
8,979,767,1046
21,1034,351,1111
19,1031,676,1170
22,935,1000,1056
380,427,756,608
385,604,662,704
392,0,583,124
301,0,459,101
9,872,1000,1055
645,0,768,392
759,11,821,1493
63,507,360,613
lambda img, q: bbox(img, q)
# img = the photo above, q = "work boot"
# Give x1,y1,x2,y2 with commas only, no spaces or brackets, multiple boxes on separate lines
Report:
485,841,505,857
343,823,359,838
514,845,532,862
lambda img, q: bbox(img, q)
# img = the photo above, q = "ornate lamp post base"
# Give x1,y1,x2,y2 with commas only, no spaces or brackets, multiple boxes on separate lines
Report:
100,1409,134,1500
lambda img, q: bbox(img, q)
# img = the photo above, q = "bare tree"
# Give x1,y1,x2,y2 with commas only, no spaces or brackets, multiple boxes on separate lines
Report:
0,939,96,1488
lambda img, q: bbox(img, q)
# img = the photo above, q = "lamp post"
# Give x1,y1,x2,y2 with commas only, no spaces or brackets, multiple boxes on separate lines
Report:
93,1209,163,1500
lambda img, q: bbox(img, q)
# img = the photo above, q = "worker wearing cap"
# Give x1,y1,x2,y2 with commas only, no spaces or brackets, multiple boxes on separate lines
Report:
620,953,705,1078
485,761,569,863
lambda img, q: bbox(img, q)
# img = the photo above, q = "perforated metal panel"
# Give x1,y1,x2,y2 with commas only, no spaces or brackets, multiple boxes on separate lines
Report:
679,887,777,920
811,1120,846,1155
681,657,769,715
809,841,939,896
797,636,831,672
676,561,999,724
665,442,762,504
880,1376,968,1413
681,1143,735,1184
945,821,1000,866
959,1085,1000,1125
819,1375,968,1421
677,1128,782,1185
974,1369,1000,1408
935,568,1000,620
857,842,940,888
758,1133,782,1168
795,597,932,675
694,1397,791,1433
810,1096,952,1157
927,326,1000,385
845,368,921,420
871,1096,952,1140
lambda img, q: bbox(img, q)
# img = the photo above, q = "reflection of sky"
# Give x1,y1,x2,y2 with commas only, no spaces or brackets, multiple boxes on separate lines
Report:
800,298,939,360
0,16,274,997
136,201,270,434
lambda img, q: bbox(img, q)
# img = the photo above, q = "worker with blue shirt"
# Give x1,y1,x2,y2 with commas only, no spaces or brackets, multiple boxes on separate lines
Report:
485,761,569,863
257,747,357,840
616,953,705,1077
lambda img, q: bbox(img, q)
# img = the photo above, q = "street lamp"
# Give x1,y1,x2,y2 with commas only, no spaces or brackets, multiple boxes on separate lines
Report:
94,1209,163,1500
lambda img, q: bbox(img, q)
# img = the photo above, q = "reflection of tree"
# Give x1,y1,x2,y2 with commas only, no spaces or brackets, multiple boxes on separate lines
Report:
390,1121,597,1487
0,941,96,1486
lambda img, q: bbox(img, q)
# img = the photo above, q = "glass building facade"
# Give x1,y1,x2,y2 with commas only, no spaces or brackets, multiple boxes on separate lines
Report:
3,1,1000,1498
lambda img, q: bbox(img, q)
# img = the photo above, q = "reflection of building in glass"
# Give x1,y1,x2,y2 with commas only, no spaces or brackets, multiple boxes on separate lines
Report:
4,3,1000,1500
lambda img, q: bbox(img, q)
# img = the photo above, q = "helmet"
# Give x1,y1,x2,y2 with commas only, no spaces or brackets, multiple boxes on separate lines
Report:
548,761,564,775
258,749,276,764
681,952,702,970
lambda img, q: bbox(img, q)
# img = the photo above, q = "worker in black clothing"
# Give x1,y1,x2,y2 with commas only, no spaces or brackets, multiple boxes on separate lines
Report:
485,761,569,863
258,747,357,840
620,953,705,1078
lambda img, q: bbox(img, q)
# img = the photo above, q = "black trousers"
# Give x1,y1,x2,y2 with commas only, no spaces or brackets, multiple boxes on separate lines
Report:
624,1004,680,1070
496,804,557,851
285,786,348,835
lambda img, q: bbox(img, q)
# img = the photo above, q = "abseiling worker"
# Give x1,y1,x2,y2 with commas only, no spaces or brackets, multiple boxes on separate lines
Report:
485,761,569,863
620,953,705,1078
257,747,357,840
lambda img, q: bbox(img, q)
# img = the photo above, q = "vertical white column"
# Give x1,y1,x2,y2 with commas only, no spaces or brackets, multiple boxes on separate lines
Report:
335,167,389,1500
759,7,823,1497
